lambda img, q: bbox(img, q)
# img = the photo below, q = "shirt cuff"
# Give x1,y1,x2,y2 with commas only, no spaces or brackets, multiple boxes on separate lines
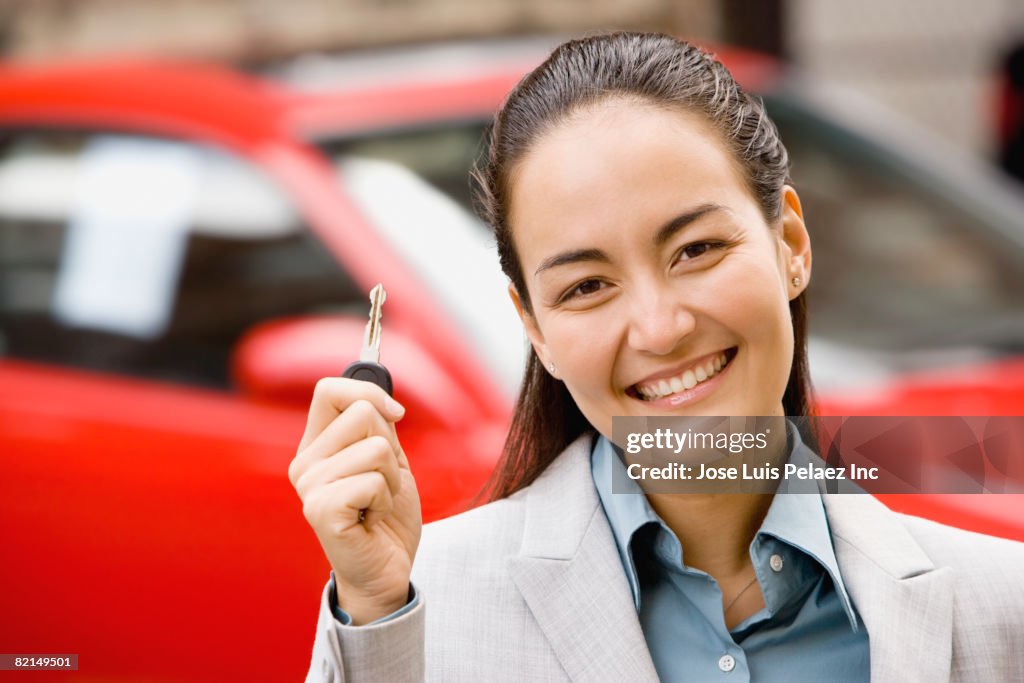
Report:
328,571,419,626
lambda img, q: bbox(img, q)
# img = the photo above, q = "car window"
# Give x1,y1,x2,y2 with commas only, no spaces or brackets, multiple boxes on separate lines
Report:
337,156,525,394
0,130,362,389
319,122,486,213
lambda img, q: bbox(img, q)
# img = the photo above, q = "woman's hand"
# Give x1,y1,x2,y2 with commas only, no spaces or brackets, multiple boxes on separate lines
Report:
289,378,422,625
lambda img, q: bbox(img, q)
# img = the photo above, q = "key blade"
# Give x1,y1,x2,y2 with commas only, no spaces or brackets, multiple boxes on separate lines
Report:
367,283,386,351
359,283,386,362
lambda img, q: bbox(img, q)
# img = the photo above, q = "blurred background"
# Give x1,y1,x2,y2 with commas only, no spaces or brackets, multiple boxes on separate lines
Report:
3,0,1024,160
1,1,1023,681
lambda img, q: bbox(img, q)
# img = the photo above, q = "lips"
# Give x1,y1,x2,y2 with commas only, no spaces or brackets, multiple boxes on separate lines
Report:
630,347,737,401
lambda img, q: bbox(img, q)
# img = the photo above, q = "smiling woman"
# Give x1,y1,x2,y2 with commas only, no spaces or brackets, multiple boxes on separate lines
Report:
294,32,1024,682
491,99,810,487
472,36,814,507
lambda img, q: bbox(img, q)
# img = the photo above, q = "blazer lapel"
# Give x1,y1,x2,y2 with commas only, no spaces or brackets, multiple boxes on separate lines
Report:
822,493,953,681
508,434,659,683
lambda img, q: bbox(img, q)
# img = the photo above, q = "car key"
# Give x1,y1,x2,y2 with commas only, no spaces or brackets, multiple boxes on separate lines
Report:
342,283,394,396
342,283,394,524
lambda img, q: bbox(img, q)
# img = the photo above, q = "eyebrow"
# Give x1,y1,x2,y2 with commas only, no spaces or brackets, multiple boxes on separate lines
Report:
533,203,726,276
654,203,724,247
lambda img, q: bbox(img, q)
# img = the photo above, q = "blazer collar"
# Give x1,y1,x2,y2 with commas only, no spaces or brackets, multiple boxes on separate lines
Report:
509,432,660,682
508,433,954,682
821,493,953,681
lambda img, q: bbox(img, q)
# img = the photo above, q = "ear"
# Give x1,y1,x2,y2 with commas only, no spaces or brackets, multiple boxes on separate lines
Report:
778,185,812,300
508,283,557,377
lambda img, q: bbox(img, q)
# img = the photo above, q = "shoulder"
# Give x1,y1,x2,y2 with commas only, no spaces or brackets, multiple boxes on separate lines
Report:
896,514,1024,676
410,487,530,586
825,492,1024,580
406,487,542,645
825,492,1024,625
412,432,598,584
423,489,530,553
898,512,1024,562
897,512,1024,597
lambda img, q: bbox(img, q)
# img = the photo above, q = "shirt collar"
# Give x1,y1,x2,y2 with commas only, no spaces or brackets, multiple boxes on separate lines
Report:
590,420,859,631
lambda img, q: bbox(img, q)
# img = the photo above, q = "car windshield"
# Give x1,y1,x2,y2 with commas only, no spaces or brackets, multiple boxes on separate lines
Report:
328,126,525,395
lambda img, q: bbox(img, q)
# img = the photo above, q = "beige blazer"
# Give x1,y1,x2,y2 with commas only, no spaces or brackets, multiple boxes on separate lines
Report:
305,434,1024,682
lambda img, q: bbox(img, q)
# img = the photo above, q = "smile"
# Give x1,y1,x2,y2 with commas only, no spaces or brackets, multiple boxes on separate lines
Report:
631,348,737,401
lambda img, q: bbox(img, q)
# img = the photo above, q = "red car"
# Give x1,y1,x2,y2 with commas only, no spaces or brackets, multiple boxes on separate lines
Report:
0,56,513,682
1,40,1022,680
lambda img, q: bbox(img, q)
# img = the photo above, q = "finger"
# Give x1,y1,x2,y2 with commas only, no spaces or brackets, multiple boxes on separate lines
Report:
291,400,405,484
305,471,394,534
295,435,402,500
303,399,400,464
299,377,405,452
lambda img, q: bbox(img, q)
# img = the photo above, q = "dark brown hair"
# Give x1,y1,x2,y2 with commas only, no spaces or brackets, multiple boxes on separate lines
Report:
472,32,813,502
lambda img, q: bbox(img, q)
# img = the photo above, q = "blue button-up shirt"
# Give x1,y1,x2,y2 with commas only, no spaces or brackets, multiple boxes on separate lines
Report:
592,425,870,681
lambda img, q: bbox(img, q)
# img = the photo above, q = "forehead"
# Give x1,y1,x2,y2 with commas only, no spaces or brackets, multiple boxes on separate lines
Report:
507,98,755,257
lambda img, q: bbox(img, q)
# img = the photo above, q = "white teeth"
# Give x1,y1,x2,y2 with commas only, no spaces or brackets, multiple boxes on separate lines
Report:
635,350,732,400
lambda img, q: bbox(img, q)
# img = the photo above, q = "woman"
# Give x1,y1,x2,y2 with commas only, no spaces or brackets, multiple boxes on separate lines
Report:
290,33,1024,682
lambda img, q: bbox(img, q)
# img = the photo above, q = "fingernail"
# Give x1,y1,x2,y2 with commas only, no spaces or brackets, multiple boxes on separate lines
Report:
386,396,406,419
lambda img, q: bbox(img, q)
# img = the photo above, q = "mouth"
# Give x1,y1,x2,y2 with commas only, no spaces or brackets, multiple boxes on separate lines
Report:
626,347,738,404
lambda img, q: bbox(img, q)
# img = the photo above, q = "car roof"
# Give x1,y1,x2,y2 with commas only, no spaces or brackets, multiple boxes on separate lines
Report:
266,36,784,139
0,59,297,153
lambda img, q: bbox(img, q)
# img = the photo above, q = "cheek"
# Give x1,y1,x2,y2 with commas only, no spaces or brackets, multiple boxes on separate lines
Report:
542,312,622,436
709,255,793,356
539,309,627,433
543,311,621,382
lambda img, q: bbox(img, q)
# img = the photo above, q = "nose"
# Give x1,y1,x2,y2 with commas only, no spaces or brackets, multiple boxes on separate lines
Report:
625,284,697,356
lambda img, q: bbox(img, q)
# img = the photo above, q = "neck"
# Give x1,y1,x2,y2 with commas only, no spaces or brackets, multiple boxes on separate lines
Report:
644,420,790,577
645,492,772,576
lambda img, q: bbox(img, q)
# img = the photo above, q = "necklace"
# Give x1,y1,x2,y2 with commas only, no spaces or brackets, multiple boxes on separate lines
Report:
723,571,759,614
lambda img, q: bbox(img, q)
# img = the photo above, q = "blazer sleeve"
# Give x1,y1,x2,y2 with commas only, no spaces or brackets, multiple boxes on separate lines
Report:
305,578,426,683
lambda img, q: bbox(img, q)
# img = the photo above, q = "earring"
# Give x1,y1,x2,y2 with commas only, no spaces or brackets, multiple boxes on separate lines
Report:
548,362,556,374
791,276,801,287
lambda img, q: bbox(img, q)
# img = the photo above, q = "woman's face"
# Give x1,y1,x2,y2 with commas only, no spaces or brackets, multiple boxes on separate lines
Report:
507,98,811,439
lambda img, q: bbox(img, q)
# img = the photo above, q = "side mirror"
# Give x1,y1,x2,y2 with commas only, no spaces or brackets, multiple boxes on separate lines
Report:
230,315,483,427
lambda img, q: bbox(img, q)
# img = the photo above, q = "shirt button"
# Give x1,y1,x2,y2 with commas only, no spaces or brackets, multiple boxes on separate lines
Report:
770,553,784,572
718,654,736,672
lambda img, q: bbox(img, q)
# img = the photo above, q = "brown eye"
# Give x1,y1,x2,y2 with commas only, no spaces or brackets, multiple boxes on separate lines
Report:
682,242,712,259
561,278,605,302
677,240,727,262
